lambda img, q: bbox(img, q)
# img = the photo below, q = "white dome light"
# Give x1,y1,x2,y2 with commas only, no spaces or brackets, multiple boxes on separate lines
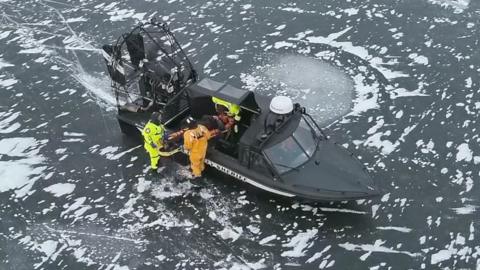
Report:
270,96,294,114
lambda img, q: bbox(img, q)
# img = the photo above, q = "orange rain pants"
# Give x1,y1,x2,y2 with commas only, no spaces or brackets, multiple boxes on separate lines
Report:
183,124,212,177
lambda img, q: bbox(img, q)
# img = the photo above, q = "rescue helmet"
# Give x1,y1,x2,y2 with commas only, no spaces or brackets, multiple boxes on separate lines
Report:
216,104,228,114
185,116,197,129
150,112,162,125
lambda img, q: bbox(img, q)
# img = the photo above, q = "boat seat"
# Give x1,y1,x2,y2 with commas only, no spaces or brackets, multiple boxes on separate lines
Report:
215,137,238,157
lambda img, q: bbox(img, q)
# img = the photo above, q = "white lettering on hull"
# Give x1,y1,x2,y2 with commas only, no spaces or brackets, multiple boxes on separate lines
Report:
133,125,295,197
204,159,295,198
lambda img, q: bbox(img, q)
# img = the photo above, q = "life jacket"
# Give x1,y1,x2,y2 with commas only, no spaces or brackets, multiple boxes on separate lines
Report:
142,121,165,149
212,97,241,121
188,125,207,140
184,125,210,156
215,113,235,130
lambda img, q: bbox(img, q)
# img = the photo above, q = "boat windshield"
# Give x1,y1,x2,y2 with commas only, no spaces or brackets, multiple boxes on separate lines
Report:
264,117,318,174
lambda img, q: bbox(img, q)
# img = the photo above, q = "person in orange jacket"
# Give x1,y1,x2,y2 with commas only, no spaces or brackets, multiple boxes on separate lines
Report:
215,105,235,131
183,116,213,178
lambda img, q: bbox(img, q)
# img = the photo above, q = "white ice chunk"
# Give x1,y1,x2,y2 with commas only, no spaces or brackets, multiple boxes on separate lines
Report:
259,234,276,245
431,249,452,264
44,183,76,197
451,205,477,215
38,240,58,259
456,143,472,162
306,245,331,263
339,240,421,260
0,137,46,197
376,226,412,233
0,58,14,69
427,0,470,13
0,78,18,87
204,54,218,69
343,8,359,16
281,229,318,257
409,53,429,65
217,226,243,242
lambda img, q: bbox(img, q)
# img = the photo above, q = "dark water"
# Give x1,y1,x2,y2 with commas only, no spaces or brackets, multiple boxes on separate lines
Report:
0,0,479,269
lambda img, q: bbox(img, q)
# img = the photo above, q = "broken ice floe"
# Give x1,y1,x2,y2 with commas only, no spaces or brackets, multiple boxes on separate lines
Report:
0,137,47,198
44,183,76,197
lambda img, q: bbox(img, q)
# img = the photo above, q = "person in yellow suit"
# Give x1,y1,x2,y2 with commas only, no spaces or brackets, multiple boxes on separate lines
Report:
142,112,165,172
212,97,241,133
212,97,241,119
183,116,213,178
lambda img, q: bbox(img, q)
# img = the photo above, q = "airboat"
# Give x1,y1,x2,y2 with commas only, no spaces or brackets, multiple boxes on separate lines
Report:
101,19,380,201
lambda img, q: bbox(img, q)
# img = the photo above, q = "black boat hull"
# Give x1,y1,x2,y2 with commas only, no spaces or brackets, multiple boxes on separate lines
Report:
118,116,380,201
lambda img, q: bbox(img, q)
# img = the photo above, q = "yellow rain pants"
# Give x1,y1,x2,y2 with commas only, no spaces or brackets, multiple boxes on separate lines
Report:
183,124,212,177
142,121,165,170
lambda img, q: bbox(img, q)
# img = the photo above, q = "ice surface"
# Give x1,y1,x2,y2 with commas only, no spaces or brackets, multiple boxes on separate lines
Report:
244,54,354,125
